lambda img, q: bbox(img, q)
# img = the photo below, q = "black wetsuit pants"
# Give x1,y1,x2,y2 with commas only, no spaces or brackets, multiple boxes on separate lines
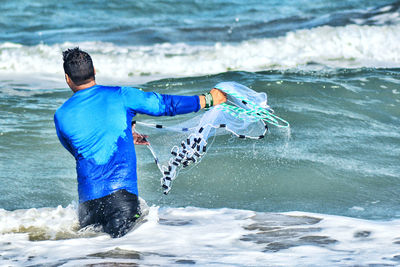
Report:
78,189,140,238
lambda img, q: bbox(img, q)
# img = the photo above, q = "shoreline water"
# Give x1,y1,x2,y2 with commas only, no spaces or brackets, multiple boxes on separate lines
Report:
1,205,400,266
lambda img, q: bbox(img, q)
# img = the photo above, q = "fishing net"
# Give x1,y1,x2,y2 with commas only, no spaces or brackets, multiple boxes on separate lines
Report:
134,81,289,194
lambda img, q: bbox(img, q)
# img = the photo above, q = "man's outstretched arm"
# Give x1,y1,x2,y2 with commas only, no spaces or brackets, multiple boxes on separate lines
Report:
121,87,226,117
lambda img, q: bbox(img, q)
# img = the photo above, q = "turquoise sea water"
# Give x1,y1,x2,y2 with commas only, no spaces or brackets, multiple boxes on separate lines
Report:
1,0,400,266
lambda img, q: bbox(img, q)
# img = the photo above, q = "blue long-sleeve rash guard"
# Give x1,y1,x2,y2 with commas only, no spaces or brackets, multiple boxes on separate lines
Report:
54,85,200,203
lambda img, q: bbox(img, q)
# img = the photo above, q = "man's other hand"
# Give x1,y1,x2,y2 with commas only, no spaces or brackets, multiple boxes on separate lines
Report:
131,125,150,145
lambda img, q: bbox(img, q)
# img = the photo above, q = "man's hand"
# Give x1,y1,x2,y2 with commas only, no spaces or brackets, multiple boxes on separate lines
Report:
199,88,227,109
132,125,149,145
210,88,227,106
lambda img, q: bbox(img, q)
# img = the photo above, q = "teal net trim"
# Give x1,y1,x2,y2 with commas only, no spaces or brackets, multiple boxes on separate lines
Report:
218,103,290,127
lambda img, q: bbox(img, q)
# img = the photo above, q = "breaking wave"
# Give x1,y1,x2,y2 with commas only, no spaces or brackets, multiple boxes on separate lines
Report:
0,24,399,80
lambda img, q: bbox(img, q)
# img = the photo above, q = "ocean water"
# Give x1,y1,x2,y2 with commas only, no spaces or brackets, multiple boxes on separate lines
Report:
0,0,400,266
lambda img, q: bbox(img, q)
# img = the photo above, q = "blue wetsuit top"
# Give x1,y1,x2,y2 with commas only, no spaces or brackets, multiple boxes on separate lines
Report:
54,85,200,203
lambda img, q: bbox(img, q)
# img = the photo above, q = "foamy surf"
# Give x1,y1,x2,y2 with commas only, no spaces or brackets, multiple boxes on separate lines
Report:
1,23,399,82
1,205,400,266
0,199,150,241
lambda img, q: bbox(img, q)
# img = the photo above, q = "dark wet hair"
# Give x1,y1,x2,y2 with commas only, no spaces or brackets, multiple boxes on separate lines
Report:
62,47,95,86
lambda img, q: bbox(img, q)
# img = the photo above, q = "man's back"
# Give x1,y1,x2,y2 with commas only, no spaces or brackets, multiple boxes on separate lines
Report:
54,85,138,203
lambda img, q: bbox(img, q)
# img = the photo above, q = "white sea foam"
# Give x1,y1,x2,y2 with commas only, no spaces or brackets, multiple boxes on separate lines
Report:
0,205,91,241
0,24,399,82
1,205,400,266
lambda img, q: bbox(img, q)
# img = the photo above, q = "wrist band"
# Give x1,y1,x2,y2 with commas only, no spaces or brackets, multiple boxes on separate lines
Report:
202,92,214,109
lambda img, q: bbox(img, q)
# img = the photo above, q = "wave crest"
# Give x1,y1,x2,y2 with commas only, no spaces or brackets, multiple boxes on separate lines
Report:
0,24,399,79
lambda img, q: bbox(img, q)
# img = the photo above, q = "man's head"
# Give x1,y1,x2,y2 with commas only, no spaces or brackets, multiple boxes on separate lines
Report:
63,47,95,90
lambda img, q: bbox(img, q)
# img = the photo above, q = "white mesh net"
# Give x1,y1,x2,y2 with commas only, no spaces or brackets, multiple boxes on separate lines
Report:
134,81,289,194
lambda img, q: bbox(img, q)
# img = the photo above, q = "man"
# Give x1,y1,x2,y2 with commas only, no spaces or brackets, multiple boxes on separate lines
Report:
54,47,226,238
